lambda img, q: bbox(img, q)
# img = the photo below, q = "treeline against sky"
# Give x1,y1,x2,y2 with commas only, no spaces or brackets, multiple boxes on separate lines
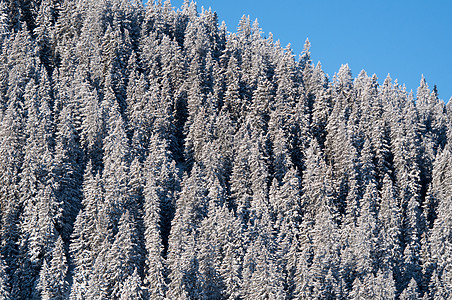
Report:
0,0,452,299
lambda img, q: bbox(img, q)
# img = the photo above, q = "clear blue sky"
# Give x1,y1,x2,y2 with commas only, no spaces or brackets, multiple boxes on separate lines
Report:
152,0,452,102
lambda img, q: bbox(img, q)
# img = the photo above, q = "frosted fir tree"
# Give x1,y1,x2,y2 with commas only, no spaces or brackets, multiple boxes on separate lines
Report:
429,143,452,296
300,39,313,93
70,161,104,300
310,62,332,147
229,126,254,224
196,202,226,300
242,236,286,300
119,268,144,300
0,99,24,277
350,270,396,300
399,278,421,300
83,243,110,300
144,132,180,255
0,1,9,42
334,64,354,109
428,270,449,300
416,76,437,133
270,166,301,231
360,138,377,186
34,0,56,72
391,94,424,290
37,236,68,300
247,140,272,228
53,104,83,242
101,83,132,234
299,139,340,296
0,257,10,300
16,69,60,298
166,164,209,299
142,177,167,299
4,24,36,97
325,103,360,218
105,210,143,300
100,27,131,114
293,235,316,299
309,204,342,299
270,45,304,163
379,174,403,280
215,205,244,300
353,183,380,278
249,77,273,135
270,128,293,183
185,106,215,165
301,138,334,220
222,55,242,122
141,134,180,299
126,70,152,159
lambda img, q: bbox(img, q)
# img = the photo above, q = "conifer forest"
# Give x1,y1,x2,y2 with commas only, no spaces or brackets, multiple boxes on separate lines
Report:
1,0,452,299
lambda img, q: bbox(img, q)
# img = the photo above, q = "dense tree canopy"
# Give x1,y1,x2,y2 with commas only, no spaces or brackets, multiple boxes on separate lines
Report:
0,0,451,299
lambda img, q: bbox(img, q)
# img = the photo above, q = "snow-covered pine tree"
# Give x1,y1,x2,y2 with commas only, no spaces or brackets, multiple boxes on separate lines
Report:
37,235,68,300
70,161,106,300
52,103,83,242
119,268,144,300
0,1,9,43
0,97,23,282
101,82,131,235
0,257,10,300
142,133,180,298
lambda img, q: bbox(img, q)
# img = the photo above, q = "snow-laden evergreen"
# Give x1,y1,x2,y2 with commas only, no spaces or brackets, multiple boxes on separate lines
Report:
0,0,451,299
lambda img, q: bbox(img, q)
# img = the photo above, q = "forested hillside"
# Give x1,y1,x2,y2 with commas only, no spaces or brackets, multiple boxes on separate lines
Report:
0,0,451,299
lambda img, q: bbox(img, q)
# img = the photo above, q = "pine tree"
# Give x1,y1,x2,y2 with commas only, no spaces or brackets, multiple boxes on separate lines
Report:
16,70,58,298
242,235,286,299
0,257,10,300
105,210,142,299
69,161,105,300
310,62,332,147
34,0,56,72
301,138,335,221
197,202,225,299
166,164,208,299
142,135,177,299
75,70,103,169
101,85,131,234
37,236,68,300
354,183,380,278
119,268,144,300
53,103,83,242
399,278,421,300
379,174,403,282
429,143,452,297
0,98,23,281
0,1,9,43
